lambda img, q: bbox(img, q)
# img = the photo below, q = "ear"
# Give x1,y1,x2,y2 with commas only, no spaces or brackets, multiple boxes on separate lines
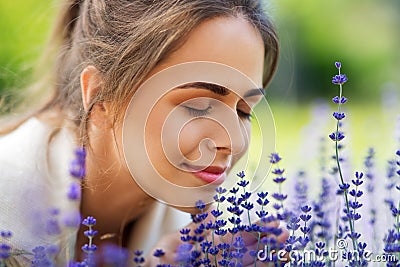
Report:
80,65,113,129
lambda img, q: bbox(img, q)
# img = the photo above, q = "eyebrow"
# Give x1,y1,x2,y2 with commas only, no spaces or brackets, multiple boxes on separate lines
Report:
177,82,265,98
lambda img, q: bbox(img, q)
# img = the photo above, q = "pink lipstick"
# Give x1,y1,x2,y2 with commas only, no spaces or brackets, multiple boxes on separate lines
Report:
182,164,226,184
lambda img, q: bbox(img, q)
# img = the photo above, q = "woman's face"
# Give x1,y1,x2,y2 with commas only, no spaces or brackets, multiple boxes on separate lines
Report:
115,16,265,207
131,17,263,180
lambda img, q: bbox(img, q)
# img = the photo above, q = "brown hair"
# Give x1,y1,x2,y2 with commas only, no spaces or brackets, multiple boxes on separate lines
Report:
10,0,279,144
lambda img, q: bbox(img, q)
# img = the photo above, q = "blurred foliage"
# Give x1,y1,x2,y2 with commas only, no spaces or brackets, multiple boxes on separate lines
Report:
267,0,400,102
0,1,55,98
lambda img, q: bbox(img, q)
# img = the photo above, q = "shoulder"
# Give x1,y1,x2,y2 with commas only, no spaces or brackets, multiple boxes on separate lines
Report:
0,117,51,168
0,116,79,258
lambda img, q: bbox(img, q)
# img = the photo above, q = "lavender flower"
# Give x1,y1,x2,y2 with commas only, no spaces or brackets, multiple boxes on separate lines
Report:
101,244,129,266
0,231,11,239
332,96,348,104
67,182,81,200
133,250,145,267
80,216,98,267
21,61,400,267
0,230,12,265
31,246,55,267
175,243,193,266
67,147,86,213
270,153,289,222
328,131,345,141
0,243,11,263
332,74,348,85
291,171,308,215
269,153,282,164
82,216,96,227
195,200,206,210
69,147,86,179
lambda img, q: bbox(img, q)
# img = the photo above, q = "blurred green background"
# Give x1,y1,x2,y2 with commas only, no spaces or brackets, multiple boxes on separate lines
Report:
0,2,54,93
268,0,400,102
0,0,399,172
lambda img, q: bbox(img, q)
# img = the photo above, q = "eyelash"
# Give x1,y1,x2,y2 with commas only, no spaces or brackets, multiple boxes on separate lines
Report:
237,110,253,121
185,106,212,117
185,106,252,121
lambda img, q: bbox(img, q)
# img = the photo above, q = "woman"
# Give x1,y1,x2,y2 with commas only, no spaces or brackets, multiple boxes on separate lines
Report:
0,0,285,266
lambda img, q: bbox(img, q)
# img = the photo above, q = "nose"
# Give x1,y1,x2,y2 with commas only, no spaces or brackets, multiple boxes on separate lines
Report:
207,114,248,156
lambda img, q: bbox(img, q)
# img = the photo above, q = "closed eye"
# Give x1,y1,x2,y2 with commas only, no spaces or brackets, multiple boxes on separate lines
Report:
184,106,212,117
237,109,252,121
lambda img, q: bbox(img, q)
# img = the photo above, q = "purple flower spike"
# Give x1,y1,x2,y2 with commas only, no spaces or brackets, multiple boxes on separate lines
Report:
333,112,346,120
82,244,97,253
0,244,12,260
133,250,143,256
0,230,12,238
84,229,98,238
215,187,227,194
332,74,348,85
335,62,342,69
69,159,86,179
153,249,165,257
82,216,96,227
195,200,206,210
102,244,129,266
273,177,286,184
232,236,245,249
75,147,86,160
332,96,340,104
236,171,245,178
329,132,345,141
355,171,364,179
340,97,348,104
67,182,81,200
301,205,312,213
69,147,87,179
174,243,193,264
32,246,53,267
269,153,282,164
339,183,350,190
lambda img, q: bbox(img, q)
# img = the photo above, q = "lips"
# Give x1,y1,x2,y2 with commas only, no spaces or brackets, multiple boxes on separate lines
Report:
182,163,227,184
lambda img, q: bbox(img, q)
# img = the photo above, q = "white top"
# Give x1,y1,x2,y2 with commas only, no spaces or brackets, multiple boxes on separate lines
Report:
0,117,191,266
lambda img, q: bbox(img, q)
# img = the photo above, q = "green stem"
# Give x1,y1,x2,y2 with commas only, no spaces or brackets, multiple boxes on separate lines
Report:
253,203,266,267
334,75,357,252
302,219,307,264
212,202,220,267
396,201,400,263
335,119,356,249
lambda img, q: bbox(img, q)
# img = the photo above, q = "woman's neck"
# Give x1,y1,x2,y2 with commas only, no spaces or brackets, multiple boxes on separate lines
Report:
75,145,154,260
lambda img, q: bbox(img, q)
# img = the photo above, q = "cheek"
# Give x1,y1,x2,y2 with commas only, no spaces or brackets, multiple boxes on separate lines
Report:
144,101,252,168
144,105,168,159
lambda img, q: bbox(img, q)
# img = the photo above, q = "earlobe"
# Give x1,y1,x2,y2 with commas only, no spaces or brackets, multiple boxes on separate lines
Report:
80,66,113,129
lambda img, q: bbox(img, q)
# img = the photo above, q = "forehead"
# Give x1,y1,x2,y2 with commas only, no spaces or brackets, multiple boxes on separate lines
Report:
146,16,265,88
